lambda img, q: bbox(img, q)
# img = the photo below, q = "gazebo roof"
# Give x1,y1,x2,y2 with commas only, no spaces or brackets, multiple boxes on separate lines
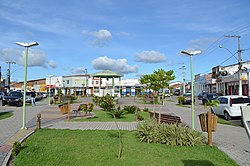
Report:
91,70,123,78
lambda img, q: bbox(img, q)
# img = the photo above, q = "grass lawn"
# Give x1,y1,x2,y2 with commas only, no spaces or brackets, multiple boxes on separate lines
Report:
0,112,13,120
73,110,150,122
13,129,238,166
217,117,237,126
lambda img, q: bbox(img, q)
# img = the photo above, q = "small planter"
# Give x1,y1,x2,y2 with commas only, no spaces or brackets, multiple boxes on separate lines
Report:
199,113,218,132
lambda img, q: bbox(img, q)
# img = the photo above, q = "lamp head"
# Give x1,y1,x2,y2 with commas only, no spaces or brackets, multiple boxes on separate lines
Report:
16,42,39,47
181,50,201,56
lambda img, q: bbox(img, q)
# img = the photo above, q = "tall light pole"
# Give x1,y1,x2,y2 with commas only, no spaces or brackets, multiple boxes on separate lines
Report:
84,68,88,96
47,75,54,105
16,42,39,129
181,50,201,130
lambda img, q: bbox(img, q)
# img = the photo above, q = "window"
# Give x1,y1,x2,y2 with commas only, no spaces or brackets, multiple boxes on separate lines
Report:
67,80,69,84
219,98,228,104
232,98,250,104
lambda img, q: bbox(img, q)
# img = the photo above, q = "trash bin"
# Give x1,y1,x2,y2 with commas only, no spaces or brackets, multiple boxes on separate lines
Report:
199,112,218,132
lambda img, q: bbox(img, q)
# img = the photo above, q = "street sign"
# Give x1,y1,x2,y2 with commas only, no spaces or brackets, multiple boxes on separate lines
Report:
241,106,250,141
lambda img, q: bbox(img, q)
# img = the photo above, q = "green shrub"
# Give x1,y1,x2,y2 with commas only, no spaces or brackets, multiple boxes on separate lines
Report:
12,141,22,157
93,95,116,111
92,95,101,105
107,106,126,118
70,95,78,100
137,119,205,146
80,103,94,115
142,107,149,112
177,96,186,104
123,105,139,114
137,114,144,121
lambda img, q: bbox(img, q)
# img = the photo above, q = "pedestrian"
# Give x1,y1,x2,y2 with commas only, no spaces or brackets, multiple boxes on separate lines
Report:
30,88,36,106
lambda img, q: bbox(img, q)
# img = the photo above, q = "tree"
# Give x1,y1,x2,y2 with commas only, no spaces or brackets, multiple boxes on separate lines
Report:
204,100,219,112
139,69,175,95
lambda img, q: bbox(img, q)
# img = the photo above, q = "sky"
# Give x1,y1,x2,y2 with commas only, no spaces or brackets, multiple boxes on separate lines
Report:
0,0,250,83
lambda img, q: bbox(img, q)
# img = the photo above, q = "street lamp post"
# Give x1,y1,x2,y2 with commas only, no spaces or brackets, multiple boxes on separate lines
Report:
47,75,54,105
16,42,39,129
181,50,201,130
84,69,88,96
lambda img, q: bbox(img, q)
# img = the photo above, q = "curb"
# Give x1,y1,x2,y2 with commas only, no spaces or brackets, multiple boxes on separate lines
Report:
2,130,35,166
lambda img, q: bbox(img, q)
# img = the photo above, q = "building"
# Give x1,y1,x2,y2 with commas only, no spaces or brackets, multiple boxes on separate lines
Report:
194,61,250,96
11,78,46,92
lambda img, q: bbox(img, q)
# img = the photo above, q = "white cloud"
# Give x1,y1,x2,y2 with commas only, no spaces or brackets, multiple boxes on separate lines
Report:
92,56,138,74
118,31,136,38
135,50,166,63
0,48,21,62
0,48,57,68
47,60,57,69
82,29,112,47
71,67,86,74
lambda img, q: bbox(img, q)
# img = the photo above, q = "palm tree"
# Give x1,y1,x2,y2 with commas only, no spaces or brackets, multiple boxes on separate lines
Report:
204,100,219,113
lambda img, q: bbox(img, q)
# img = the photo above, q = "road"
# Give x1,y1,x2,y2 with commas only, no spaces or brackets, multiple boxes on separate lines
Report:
0,98,49,145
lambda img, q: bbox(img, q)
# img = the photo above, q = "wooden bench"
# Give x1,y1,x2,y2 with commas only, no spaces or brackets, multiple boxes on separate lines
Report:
72,104,86,116
58,103,69,114
149,111,181,124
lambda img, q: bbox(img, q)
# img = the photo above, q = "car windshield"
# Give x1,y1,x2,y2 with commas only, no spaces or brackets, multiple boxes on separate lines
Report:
9,92,21,97
207,94,218,100
183,94,191,96
232,98,250,104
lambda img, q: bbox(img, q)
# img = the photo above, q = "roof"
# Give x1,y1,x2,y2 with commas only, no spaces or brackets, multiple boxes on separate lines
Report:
91,70,123,78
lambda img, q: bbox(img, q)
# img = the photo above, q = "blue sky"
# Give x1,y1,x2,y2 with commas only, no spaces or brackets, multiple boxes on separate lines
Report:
0,0,250,82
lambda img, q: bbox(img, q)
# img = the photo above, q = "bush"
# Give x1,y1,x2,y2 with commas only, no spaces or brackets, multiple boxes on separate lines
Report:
177,96,186,105
137,119,205,146
123,105,139,114
80,103,94,115
12,141,22,157
107,106,126,118
137,114,144,121
93,95,116,111
142,107,149,112
70,95,78,100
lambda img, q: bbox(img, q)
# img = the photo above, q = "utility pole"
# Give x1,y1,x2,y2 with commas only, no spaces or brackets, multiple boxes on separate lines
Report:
85,69,88,96
225,35,242,95
6,61,16,92
179,65,186,94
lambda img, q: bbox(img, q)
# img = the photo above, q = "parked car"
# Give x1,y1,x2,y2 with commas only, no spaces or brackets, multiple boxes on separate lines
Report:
41,92,48,98
25,92,32,103
0,92,5,100
35,92,43,101
211,95,250,120
178,93,195,104
202,93,222,105
164,89,171,97
2,91,23,107
173,89,180,96
198,92,208,100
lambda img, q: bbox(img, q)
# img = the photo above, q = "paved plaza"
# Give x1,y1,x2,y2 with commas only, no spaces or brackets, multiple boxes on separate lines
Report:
0,97,250,166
